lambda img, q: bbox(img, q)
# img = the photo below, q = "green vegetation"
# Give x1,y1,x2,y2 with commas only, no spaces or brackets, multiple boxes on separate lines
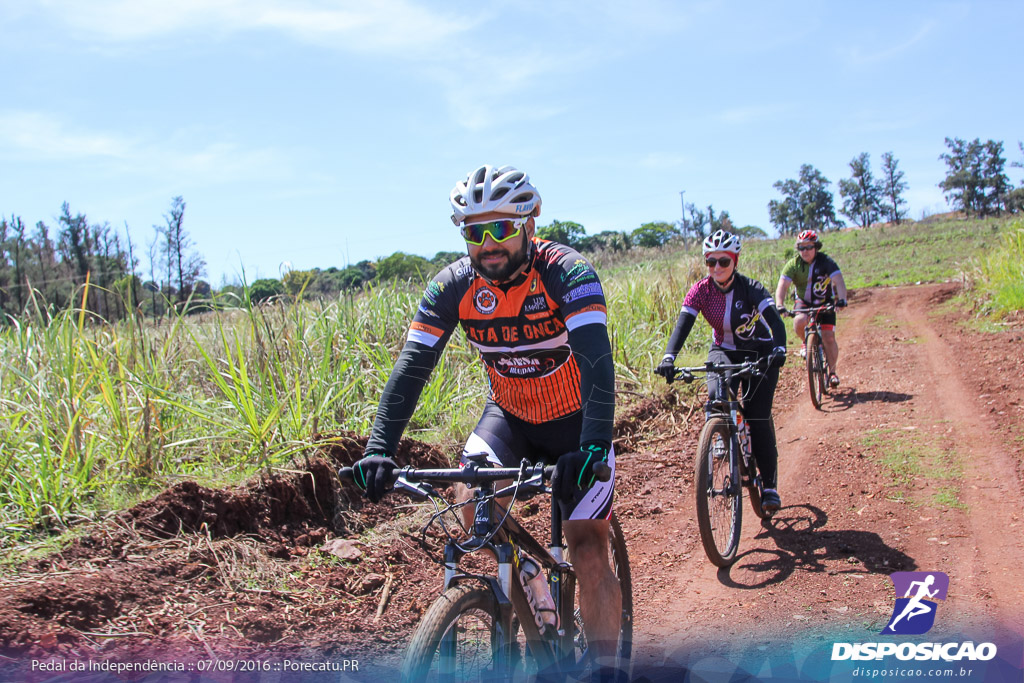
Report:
966,219,1024,315
860,426,964,510
1,216,1013,549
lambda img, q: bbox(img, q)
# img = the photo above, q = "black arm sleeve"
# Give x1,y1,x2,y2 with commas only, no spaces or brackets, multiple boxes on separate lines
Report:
364,341,443,456
762,304,787,348
567,323,615,450
664,310,698,357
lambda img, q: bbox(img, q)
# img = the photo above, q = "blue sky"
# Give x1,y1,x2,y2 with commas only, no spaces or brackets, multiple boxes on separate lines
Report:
2,1,1022,286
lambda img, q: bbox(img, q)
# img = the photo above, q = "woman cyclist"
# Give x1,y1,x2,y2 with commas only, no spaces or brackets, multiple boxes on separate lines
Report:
655,230,789,513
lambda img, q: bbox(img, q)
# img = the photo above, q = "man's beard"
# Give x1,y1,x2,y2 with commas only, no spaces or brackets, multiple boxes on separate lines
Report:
470,235,530,282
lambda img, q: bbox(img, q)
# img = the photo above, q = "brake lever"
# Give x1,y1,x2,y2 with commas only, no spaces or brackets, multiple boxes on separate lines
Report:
392,473,434,500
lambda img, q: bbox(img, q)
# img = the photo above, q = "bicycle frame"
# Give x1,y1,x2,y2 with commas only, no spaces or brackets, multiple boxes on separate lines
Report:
674,359,770,565
345,458,585,675
702,364,761,494
678,360,763,491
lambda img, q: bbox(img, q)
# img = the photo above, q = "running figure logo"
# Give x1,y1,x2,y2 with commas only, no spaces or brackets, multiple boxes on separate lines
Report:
881,571,949,635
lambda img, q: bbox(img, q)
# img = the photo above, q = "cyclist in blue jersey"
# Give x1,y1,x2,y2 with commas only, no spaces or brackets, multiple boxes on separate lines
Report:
655,230,788,513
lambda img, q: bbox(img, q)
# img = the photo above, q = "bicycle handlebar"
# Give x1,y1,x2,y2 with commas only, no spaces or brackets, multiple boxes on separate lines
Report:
671,359,766,384
787,303,835,318
337,459,611,492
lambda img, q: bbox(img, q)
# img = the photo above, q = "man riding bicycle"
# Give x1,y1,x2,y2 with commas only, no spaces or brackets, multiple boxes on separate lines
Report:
655,230,788,514
351,164,621,680
774,229,848,388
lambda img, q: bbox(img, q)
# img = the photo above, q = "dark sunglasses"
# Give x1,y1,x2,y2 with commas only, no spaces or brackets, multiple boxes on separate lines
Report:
460,217,526,246
705,256,733,268
797,245,816,252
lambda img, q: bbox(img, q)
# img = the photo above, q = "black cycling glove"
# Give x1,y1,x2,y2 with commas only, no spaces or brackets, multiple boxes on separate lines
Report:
352,454,397,503
836,298,848,308
768,345,787,369
552,443,609,504
655,354,676,384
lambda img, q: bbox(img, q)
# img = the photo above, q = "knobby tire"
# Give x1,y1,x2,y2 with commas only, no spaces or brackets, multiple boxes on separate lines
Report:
695,416,742,567
401,583,509,683
806,332,824,410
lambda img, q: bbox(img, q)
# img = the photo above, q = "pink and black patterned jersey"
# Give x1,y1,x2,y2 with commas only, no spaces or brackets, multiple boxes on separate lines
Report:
680,274,776,350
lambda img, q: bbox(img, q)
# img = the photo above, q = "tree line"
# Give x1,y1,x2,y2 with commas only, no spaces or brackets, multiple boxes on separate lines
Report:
3,137,1022,320
766,138,1024,236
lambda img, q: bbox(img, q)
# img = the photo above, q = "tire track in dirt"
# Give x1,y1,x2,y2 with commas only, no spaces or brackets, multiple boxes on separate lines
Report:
894,286,1024,634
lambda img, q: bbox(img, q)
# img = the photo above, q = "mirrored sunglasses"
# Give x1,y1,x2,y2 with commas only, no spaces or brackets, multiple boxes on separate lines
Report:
705,256,733,268
797,244,816,252
460,217,526,246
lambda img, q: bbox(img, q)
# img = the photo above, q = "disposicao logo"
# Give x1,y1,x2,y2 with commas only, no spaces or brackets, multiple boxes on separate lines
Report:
831,571,997,662
882,571,948,635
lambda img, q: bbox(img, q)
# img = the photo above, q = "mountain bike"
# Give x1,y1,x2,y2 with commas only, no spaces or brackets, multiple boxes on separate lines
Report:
788,304,835,410
672,359,771,567
338,454,633,682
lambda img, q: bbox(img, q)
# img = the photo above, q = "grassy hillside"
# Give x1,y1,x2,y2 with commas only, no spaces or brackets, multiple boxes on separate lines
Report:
0,215,1017,548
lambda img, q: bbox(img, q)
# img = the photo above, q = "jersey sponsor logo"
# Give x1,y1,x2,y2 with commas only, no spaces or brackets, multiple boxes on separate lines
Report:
530,277,538,292
417,305,440,319
734,309,764,340
813,275,832,298
474,287,498,314
735,300,745,310
456,264,474,278
494,356,557,377
524,295,548,313
561,259,592,282
564,282,603,303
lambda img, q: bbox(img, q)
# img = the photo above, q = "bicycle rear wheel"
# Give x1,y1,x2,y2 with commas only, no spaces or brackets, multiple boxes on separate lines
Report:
694,416,742,567
401,583,513,682
806,332,824,410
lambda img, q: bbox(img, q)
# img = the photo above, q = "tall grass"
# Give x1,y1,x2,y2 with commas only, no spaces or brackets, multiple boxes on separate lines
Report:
1,216,1016,543
0,280,484,540
967,220,1024,315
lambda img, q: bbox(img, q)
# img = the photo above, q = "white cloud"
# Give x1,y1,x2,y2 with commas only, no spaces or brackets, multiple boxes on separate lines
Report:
718,104,789,126
0,111,135,159
36,0,473,54
639,152,687,169
840,21,935,66
0,110,289,185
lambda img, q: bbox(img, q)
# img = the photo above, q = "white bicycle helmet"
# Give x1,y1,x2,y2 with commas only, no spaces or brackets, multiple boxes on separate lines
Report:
450,165,541,226
702,230,741,255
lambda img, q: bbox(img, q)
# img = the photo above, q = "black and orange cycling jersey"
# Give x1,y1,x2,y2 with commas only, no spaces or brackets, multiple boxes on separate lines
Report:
365,238,614,456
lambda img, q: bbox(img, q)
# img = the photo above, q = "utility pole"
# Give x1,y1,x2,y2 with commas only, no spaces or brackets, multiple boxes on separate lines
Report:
679,190,687,235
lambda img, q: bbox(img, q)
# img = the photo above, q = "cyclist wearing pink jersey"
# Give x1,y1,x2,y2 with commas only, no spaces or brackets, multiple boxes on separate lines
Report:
656,230,788,514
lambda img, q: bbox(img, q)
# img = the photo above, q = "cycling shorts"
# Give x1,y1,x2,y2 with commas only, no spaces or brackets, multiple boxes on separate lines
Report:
461,399,615,522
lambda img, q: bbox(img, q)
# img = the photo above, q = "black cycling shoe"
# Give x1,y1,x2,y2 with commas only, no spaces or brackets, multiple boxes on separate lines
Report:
762,489,781,514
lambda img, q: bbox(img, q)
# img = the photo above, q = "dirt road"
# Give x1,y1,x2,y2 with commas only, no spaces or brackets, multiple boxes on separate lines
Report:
2,283,1023,681
622,283,1024,671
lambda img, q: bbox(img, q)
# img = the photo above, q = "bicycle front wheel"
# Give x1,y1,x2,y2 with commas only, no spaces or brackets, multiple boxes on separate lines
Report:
401,583,512,683
806,332,824,410
695,416,742,567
